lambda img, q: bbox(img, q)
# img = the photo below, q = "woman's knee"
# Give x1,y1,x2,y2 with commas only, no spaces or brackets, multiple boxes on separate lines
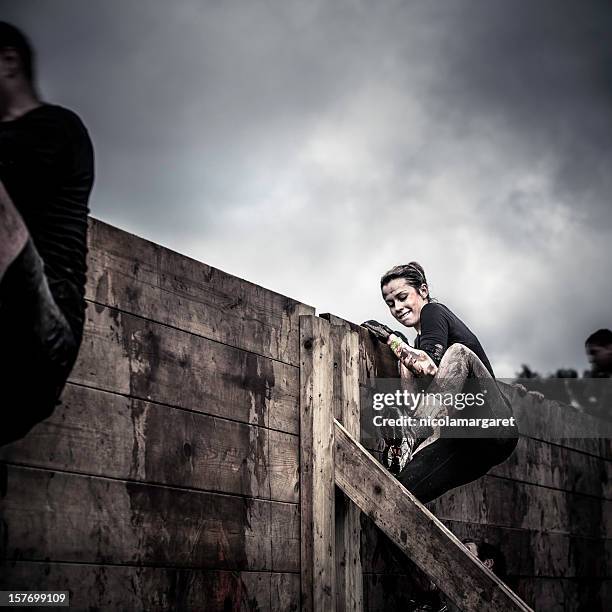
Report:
439,343,475,367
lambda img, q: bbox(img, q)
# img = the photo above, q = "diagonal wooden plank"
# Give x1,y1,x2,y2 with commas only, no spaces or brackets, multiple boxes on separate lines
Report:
334,420,533,612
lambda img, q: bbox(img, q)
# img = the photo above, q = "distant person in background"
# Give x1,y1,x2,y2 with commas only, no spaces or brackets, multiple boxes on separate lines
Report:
585,329,612,378
582,329,612,420
0,22,94,445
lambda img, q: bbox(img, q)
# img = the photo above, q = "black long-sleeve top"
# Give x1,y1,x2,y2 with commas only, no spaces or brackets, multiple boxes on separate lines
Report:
414,302,495,377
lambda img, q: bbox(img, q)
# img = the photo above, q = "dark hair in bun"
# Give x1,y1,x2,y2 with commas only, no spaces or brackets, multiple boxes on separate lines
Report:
380,262,431,301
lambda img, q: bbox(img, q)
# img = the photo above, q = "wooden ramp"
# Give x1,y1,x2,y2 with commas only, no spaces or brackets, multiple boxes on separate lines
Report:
300,315,532,611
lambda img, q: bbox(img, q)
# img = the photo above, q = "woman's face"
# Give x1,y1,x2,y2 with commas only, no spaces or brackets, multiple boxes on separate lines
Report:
382,278,428,329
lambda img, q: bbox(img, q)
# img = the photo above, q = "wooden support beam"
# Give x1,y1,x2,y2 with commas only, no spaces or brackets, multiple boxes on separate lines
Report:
300,315,336,612
327,318,363,612
334,420,534,612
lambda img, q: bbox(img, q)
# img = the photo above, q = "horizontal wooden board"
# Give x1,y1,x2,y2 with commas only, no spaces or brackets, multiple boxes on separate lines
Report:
271,501,300,573
514,577,610,612
0,465,299,572
0,384,299,503
87,218,314,367
489,435,612,499
508,386,612,458
427,474,612,539
71,304,299,434
442,520,611,579
0,561,300,612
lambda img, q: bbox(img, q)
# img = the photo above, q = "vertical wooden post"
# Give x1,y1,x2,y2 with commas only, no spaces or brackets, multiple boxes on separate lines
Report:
334,327,363,612
300,315,335,612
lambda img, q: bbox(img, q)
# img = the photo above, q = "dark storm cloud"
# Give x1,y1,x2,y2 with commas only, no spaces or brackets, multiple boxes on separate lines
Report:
1,0,611,375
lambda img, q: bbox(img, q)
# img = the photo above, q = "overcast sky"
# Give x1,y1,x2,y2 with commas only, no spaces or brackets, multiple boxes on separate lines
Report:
3,0,611,376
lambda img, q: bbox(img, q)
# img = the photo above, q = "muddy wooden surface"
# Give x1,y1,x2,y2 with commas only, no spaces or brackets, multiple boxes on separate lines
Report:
87,219,314,366
1,562,300,611
1,383,299,503
0,219,308,611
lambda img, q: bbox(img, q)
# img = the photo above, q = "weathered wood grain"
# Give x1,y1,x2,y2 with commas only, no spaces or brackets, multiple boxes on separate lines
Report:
0,465,298,572
508,386,612,458
87,218,315,367
0,561,300,612
514,577,611,612
268,429,300,504
334,420,532,611
299,315,336,612
442,520,612,579
489,434,612,499
271,502,301,573
326,319,363,612
428,474,612,538
0,384,299,503
71,304,299,434
361,516,611,579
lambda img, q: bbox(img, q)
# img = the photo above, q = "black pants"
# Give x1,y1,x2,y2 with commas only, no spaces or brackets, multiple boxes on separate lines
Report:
399,435,518,504
396,343,519,504
0,240,78,446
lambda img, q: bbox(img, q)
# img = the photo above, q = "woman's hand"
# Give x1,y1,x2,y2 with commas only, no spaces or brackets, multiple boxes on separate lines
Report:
388,334,438,377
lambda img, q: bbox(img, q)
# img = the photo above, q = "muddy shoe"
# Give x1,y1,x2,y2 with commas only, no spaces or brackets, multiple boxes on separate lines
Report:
382,436,413,475
362,320,409,344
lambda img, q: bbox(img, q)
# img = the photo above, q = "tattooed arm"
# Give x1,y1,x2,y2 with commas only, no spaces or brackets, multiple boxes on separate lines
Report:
388,334,438,377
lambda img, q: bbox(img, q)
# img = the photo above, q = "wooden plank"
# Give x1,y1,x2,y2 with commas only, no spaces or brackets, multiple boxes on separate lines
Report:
0,465,299,571
271,502,301,573
271,572,301,612
325,319,363,612
71,304,299,434
355,324,399,385
334,420,532,612
268,429,300,504
441,520,612,579
514,577,611,612
489,435,612,499
507,386,612,458
427,474,612,538
299,315,336,612
0,561,300,611
0,384,299,503
360,514,432,577
87,218,315,366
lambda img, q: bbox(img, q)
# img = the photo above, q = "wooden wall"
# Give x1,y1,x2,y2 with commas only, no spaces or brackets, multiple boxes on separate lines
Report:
1,219,609,610
0,218,313,610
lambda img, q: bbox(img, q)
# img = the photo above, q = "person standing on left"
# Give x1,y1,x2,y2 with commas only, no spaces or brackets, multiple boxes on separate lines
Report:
0,22,94,445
